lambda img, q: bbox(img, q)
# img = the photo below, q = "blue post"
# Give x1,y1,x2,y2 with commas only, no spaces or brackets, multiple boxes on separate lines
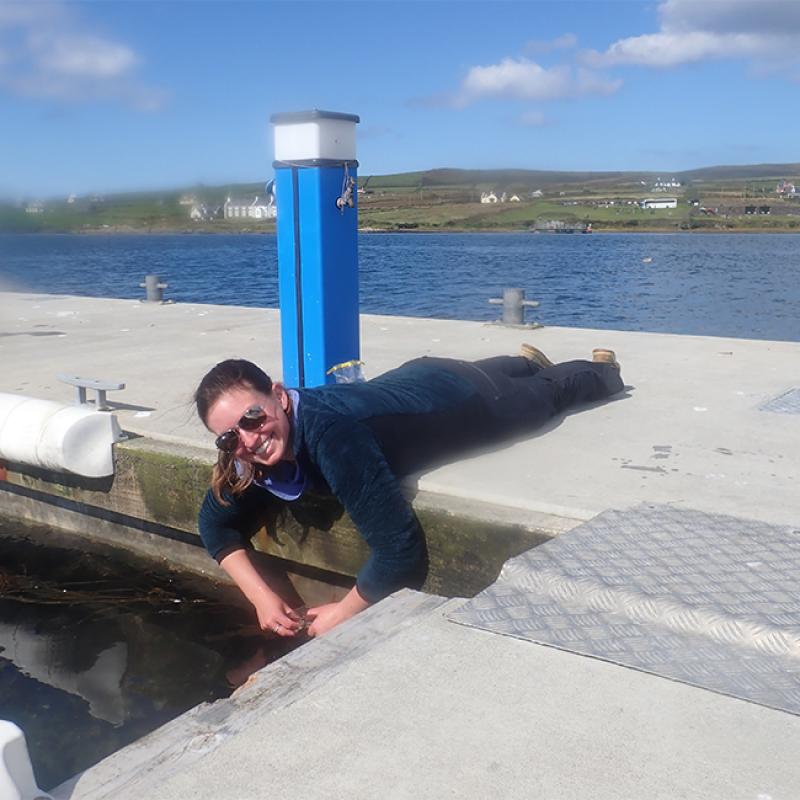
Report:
271,110,360,388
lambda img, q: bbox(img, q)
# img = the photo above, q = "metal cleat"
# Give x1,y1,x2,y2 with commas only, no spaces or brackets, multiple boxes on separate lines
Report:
57,374,126,411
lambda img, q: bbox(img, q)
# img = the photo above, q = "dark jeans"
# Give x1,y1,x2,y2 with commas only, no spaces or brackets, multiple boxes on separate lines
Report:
469,355,624,435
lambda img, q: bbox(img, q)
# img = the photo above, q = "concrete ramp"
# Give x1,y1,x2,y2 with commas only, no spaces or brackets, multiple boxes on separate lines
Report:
448,505,800,714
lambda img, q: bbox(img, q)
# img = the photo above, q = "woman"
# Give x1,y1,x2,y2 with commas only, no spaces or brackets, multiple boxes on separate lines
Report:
195,345,623,637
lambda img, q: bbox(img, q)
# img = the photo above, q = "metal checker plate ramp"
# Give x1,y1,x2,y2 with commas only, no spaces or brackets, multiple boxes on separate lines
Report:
759,387,800,414
448,505,800,715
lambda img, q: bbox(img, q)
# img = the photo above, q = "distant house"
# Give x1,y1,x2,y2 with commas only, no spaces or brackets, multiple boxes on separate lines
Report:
224,194,276,220
776,180,796,197
190,203,223,221
653,178,681,191
530,189,543,198
24,201,45,214
640,198,678,210
179,193,197,206
480,191,498,204
508,194,521,202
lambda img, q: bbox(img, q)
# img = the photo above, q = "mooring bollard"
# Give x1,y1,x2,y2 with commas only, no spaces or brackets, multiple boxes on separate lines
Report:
272,109,361,388
140,274,168,302
488,287,541,326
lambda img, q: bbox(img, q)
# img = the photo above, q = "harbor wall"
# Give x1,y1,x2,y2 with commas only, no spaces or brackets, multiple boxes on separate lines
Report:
0,435,556,600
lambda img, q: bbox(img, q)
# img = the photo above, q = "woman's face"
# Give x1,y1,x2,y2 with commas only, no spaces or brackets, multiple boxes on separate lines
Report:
206,384,293,466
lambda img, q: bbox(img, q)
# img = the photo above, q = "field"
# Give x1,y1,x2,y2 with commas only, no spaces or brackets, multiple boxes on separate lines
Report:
3,165,800,234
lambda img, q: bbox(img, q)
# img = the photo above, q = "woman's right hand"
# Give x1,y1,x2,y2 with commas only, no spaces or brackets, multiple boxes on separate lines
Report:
218,548,303,638
253,589,303,637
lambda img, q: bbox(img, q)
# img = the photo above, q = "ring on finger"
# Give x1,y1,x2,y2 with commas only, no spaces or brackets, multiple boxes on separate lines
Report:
273,623,282,633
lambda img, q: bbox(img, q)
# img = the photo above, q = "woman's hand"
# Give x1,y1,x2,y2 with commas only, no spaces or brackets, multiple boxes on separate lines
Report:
253,590,303,637
218,548,302,638
307,586,371,637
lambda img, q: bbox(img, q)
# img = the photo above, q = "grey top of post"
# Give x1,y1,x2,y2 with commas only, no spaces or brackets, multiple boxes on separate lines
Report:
270,109,360,124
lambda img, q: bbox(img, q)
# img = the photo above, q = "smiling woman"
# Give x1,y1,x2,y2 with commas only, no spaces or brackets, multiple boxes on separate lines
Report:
193,349,624,638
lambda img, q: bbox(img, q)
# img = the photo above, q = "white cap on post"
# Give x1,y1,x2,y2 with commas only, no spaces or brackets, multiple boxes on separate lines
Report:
271,109,359,162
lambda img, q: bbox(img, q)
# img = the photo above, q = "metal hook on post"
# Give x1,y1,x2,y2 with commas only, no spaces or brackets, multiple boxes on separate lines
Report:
488,287,542,328
336,163,356,212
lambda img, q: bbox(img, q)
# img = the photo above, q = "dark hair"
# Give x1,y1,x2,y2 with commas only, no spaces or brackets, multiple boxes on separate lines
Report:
195,359,274,504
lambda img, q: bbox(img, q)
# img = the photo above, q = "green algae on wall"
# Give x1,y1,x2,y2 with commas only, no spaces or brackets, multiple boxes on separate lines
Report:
128,448,211,531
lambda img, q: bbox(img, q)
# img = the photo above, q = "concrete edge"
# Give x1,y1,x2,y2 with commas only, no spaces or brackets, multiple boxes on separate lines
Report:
51,590,455,800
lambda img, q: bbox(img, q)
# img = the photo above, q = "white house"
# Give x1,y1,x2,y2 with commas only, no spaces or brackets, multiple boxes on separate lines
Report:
224,194,276,220
480,191,498,204
640,198,678,210
190,203,223,221
508,194,521,202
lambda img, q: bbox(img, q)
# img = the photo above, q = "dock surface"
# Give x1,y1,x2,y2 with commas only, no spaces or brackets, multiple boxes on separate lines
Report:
2,290,799,527
2,291,799,797
52,590,800,800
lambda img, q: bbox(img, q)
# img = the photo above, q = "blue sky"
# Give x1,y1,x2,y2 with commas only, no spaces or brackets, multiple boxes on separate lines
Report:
2,0,799,197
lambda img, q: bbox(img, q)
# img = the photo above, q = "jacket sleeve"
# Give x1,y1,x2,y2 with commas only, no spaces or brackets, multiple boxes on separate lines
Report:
312,418,428,603
197,485,266,562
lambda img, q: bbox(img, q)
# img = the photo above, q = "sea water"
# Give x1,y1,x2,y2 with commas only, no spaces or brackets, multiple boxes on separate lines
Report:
1,231,799,341
0,517,300,790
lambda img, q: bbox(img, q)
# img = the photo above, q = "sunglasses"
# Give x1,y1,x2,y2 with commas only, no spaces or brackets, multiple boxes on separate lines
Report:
215,405,268,452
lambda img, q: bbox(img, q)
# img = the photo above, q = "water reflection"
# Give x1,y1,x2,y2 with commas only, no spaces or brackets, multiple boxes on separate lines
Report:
0,518,301,790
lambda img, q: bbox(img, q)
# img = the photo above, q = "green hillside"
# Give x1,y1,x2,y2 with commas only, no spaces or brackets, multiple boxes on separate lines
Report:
3,163,799,233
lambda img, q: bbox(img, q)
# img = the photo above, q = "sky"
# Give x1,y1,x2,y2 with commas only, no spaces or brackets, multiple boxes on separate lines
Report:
2,0,799,198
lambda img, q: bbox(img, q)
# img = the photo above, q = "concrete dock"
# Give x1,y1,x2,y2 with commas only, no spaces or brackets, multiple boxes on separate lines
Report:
1,290,799,797
3,290,799,528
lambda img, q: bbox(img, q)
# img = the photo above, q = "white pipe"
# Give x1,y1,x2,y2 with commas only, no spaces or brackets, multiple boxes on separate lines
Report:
0,393,121,478
0,721,52,800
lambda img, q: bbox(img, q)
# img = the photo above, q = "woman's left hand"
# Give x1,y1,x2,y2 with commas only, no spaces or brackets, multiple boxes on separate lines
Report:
305,602,349,637
306,586,371,637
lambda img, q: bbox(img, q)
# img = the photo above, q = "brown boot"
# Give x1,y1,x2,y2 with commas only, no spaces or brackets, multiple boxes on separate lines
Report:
520,343,555,369
592,348,620,369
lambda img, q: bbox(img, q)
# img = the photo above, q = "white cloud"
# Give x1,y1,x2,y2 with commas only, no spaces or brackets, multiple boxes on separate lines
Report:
587,0,800,69
454,57,620,106
660,0,800,36
461,59,570,101
34,33,138,78
0,0,164,108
